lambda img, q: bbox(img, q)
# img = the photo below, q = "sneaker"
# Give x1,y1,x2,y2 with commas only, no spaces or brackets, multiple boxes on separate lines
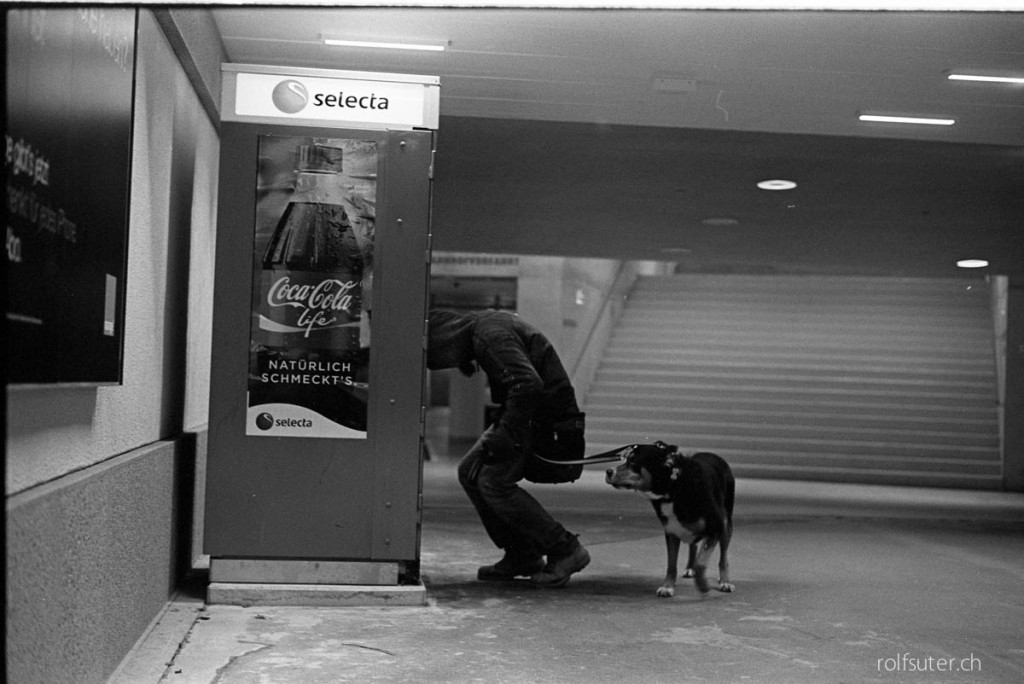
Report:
477,551,545,581
530,540,591,588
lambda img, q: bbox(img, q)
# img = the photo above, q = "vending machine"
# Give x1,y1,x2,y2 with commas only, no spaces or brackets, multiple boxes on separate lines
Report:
205,64,438,605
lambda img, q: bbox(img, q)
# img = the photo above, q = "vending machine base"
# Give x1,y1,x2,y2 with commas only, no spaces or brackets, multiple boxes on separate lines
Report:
207,558,426,607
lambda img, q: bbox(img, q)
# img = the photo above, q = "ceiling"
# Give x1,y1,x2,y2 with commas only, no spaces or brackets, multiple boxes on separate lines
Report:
211,5,1024,277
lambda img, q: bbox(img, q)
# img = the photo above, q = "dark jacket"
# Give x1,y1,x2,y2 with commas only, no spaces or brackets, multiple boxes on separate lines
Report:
427,309,581,454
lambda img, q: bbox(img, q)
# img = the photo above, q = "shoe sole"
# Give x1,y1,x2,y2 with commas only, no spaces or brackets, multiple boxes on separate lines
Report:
477,573,532,582
478,564,545,582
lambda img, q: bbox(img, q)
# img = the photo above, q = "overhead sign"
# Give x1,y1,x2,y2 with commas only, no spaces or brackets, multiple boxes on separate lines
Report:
431,252,520,277
223,64,440,130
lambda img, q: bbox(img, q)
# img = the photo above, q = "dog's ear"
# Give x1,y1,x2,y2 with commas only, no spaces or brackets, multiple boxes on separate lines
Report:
654,440,678,453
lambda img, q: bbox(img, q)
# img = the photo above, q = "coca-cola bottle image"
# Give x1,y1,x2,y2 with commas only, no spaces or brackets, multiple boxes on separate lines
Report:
249,140,369,435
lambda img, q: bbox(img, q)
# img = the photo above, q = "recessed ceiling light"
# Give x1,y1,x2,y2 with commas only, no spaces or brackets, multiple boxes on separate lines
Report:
702,217,739,227
660,247,692,254
322,36,446,52
757,179,797,191
948,73,1024,85
858,113,955,126
956,259,989,269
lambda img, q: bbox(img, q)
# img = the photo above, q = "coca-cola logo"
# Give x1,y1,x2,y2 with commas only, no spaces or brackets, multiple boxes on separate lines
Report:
263,276,358,337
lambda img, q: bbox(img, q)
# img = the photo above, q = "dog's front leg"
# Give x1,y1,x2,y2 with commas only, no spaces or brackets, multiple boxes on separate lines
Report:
692,540,717,595
717,529,734,592
682,542,697,579
658,533,681,597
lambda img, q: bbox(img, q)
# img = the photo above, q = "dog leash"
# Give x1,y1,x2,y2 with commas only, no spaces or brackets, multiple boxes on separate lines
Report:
533,443,641,466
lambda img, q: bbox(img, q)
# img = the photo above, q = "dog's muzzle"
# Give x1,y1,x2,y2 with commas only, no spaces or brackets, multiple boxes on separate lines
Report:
605,462,634,488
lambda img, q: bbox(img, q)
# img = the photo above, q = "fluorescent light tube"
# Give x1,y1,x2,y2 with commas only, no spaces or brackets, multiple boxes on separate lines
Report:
322,37,445,52
859,114,955,126
948,74,1024,85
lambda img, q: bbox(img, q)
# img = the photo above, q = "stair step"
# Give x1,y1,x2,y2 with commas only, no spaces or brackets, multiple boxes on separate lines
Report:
584,396,997,420
586,418,999,447
593,368,996,395
585,428,998,457
726,465,1002,490
612,338,992,354
597,358,995,381
612,320,992,343
589,374,995,393
585,406,997,432
601,347,994,366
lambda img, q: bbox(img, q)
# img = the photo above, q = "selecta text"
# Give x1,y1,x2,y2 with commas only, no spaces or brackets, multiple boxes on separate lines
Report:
311,92,390,110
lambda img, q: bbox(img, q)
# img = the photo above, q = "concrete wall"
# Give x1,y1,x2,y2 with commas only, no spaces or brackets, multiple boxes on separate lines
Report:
517,255,621,368
1004,277,1024,491
516,256,670,403
6,438,198,683
5,10,220,682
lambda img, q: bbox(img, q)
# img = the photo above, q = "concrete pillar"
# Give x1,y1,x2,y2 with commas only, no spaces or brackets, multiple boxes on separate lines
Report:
1003,277,1024,491
517,256,567,349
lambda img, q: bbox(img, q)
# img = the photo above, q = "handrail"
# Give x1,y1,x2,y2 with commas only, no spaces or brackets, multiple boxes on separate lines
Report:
570,261,625,378
570,261,640,403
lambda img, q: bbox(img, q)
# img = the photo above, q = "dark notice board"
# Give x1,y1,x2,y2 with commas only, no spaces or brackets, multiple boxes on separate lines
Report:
6,8,137,385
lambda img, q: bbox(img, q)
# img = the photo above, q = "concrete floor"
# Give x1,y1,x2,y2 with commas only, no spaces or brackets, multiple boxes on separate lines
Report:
113,456,1024,684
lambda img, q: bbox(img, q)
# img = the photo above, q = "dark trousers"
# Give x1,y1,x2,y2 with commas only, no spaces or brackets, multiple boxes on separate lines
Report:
458,427,575,559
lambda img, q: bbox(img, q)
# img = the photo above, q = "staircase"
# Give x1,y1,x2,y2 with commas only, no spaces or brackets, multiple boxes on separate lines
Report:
584,275,1002,489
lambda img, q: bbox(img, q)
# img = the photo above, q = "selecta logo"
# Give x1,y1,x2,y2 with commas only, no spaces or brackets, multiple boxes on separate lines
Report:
271,80,308,114
255,412,313,430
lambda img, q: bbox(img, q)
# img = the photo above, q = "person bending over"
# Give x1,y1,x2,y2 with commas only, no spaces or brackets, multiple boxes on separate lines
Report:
427,309,590,587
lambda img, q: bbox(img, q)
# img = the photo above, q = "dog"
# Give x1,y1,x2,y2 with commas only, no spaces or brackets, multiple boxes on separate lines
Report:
605,441,735,597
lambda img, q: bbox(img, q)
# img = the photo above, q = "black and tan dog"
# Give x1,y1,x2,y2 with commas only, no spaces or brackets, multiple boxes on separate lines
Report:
605,441,735,597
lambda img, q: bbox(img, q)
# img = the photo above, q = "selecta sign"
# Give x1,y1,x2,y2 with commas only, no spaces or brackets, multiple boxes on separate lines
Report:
223,64,440,130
